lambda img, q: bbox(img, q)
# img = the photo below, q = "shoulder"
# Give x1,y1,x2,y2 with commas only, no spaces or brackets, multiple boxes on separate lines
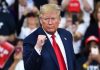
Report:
58,28,72,36
58,28,73,41
24,27,45,45
24,28,39,43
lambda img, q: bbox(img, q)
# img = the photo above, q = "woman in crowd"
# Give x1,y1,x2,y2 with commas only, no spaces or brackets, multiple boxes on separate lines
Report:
80,36,100,70
18,10,39,39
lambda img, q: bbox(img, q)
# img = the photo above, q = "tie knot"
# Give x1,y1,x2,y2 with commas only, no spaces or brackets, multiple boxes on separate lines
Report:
51,34,56,39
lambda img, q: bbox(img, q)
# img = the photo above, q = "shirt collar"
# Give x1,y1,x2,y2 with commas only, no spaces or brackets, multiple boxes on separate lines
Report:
43,30,59,39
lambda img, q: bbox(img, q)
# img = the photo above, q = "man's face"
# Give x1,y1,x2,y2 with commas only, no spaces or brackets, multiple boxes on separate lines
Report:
40,11,60,34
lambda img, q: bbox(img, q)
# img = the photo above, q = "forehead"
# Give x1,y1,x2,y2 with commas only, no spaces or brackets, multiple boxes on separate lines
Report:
41,11,59,18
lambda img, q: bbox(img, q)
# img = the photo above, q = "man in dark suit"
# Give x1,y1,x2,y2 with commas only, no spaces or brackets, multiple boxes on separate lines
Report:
23,4,77,70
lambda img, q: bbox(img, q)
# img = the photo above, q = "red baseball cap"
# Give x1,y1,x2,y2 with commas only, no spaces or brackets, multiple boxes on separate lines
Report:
67,0,80,13
85,35,99,46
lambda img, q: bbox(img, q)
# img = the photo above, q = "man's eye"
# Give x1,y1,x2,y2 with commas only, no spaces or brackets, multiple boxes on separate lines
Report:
51,18,55,20
44,18,49,20
43,18,56,21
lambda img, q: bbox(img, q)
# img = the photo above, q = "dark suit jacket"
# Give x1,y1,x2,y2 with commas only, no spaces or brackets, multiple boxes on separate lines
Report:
23,27,77,70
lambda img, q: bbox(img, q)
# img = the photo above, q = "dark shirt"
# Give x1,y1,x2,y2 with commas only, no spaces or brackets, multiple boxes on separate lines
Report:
0,12,16,35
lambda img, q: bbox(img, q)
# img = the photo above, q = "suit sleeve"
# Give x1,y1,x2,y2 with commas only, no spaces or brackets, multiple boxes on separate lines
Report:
23,43,42,70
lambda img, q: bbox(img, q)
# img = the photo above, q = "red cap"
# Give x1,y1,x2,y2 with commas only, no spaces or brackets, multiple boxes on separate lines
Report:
85,35,99,46
67,0,80,13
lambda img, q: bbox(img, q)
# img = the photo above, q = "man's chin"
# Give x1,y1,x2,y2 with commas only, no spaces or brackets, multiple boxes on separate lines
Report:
46,30,56,35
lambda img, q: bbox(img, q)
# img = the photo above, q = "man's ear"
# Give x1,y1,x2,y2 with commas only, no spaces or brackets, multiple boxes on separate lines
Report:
59,16,61,21
39,17,42,26
39,18,42,24
58,16,61,24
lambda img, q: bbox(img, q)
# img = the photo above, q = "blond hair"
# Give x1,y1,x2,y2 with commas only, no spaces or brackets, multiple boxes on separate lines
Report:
94,2,100,21
40,4,61,17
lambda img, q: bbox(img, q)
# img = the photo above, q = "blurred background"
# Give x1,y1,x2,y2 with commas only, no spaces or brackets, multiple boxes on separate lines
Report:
0,0,100,70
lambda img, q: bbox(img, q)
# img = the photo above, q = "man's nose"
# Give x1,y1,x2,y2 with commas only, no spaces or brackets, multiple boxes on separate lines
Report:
48,19,53,24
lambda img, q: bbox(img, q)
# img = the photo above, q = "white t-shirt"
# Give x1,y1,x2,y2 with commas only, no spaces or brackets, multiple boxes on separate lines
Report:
15,60,24,70
18,27,37,39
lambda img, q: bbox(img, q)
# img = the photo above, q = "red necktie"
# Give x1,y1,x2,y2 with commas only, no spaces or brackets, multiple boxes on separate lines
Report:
51,35,67,70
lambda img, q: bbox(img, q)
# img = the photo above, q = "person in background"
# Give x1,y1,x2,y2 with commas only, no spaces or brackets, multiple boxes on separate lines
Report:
80,36,100,70
0,0,16,43
17,3,39,36
0,0,17,70
23,4,78,70
18,11,39,39
81,1,100,53
61,0,94,29
18,0,28,20
64,11,83,56
9,38,24,70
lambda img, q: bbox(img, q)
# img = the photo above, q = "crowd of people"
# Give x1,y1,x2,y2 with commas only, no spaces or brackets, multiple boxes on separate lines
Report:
0,0,100,70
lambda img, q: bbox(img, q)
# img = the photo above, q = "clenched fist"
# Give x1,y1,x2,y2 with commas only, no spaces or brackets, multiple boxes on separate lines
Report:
35,35,47,50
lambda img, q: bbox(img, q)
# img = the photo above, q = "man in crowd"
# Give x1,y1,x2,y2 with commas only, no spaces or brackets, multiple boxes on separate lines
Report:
23,4,77,70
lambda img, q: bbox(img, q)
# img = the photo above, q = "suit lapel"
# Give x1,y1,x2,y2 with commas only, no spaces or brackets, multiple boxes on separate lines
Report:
58,30,72,70
44,39,59,68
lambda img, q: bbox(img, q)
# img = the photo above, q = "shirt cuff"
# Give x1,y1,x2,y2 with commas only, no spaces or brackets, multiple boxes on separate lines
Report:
34,46,42,55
